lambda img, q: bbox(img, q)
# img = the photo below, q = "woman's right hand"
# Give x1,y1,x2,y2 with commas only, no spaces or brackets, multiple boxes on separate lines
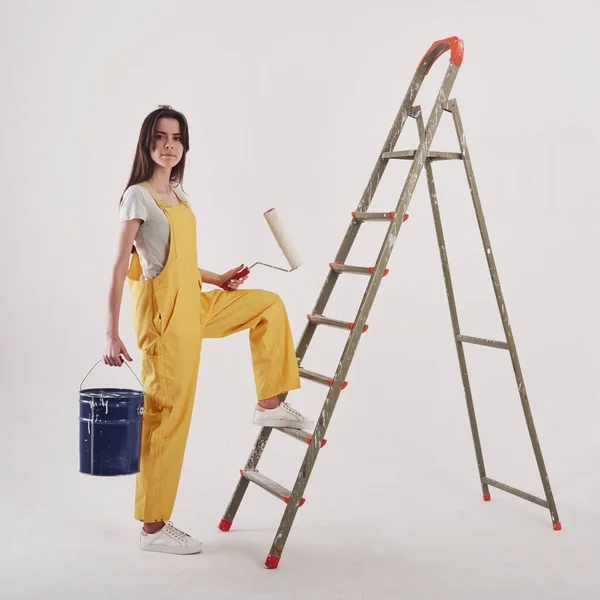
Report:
103,336,133,367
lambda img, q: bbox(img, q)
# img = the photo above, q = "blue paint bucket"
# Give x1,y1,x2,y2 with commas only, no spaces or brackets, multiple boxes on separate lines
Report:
79,360,144,476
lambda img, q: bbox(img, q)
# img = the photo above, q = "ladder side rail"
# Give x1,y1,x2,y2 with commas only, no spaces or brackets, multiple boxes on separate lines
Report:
265,62,462,566
414,107,490,499
445,99,560,526
265,333,361,565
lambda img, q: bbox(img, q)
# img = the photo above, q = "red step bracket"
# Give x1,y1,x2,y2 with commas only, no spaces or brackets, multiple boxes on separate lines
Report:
306,437,328,448
349,322,369,333
368,267,390,277
284,496,306,507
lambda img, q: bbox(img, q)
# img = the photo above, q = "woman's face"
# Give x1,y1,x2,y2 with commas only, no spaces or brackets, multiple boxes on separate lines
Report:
150,117,184,168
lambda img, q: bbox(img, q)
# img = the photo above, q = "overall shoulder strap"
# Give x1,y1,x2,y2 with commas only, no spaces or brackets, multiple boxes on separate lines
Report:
171,186,190,207
139,181,169,209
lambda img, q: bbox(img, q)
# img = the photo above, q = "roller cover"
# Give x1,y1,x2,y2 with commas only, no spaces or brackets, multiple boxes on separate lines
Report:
263,208,303,270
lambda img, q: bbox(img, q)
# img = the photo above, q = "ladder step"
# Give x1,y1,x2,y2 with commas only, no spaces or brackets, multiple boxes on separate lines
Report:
352,211,410,223
457,335,509,350
240,469,306,507
329,262,390,277
278,427,327,448
299,367,348,390
307,313,369,333
382,150,463,161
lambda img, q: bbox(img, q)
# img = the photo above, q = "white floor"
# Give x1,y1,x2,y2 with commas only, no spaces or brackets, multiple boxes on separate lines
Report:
3,366,598,600
5,499,596,600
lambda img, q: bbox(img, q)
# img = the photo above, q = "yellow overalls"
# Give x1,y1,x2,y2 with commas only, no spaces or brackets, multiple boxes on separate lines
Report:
127,182,301,523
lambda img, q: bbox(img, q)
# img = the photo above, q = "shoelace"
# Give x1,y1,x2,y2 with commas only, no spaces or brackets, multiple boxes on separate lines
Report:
280,402,304,419
163,521,189,543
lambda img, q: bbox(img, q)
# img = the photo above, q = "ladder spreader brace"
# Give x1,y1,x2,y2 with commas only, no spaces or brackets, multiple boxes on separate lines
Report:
217,36,561,570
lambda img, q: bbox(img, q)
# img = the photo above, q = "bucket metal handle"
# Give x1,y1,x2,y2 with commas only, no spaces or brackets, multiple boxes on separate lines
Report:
80,359,143,391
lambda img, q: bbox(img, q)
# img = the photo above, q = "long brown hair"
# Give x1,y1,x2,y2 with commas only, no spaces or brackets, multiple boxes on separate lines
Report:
120,104,190,203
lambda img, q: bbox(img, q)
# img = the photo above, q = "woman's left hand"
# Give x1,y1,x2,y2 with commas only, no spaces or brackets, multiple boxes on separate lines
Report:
220,264,249,290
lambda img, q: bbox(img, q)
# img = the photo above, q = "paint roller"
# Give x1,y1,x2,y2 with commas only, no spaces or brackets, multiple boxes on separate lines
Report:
222,208,302,288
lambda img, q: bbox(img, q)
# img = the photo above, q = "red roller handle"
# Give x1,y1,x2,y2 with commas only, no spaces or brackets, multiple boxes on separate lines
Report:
220,265,251,290
418,36,464,75
234,266,251,278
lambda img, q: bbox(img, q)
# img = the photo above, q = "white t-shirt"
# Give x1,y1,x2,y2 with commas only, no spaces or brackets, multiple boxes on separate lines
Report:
119,183,190,280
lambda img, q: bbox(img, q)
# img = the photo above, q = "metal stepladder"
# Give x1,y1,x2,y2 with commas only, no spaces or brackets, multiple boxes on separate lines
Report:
218,36,561,569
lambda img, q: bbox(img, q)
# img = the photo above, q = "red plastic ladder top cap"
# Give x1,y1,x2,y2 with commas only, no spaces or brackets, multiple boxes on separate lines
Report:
418,36,464,74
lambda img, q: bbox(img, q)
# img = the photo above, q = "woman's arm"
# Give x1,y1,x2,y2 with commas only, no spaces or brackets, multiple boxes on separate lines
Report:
198,268,222,286
199,264,249,290
104,219,141,366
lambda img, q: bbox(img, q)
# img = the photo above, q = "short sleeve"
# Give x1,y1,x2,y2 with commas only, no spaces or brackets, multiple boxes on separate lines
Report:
119,187,149,223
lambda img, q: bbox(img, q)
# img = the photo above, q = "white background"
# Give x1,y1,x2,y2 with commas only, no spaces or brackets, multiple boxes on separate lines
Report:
1,1,599,598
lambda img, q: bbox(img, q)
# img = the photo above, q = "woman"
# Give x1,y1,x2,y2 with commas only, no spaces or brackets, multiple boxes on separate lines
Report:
104,105,312,555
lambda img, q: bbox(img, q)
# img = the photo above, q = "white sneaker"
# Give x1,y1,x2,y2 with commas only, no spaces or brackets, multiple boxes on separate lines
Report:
253,402,314,430
140,521,202,555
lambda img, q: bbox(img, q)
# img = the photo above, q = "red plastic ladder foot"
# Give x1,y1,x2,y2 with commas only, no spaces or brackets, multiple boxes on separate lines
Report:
218,519,232,532
265,554,280,569
483,493,491,502
553,522,562,531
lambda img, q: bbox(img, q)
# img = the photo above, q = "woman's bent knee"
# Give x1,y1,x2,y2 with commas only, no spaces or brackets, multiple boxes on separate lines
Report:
252,289,281,307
